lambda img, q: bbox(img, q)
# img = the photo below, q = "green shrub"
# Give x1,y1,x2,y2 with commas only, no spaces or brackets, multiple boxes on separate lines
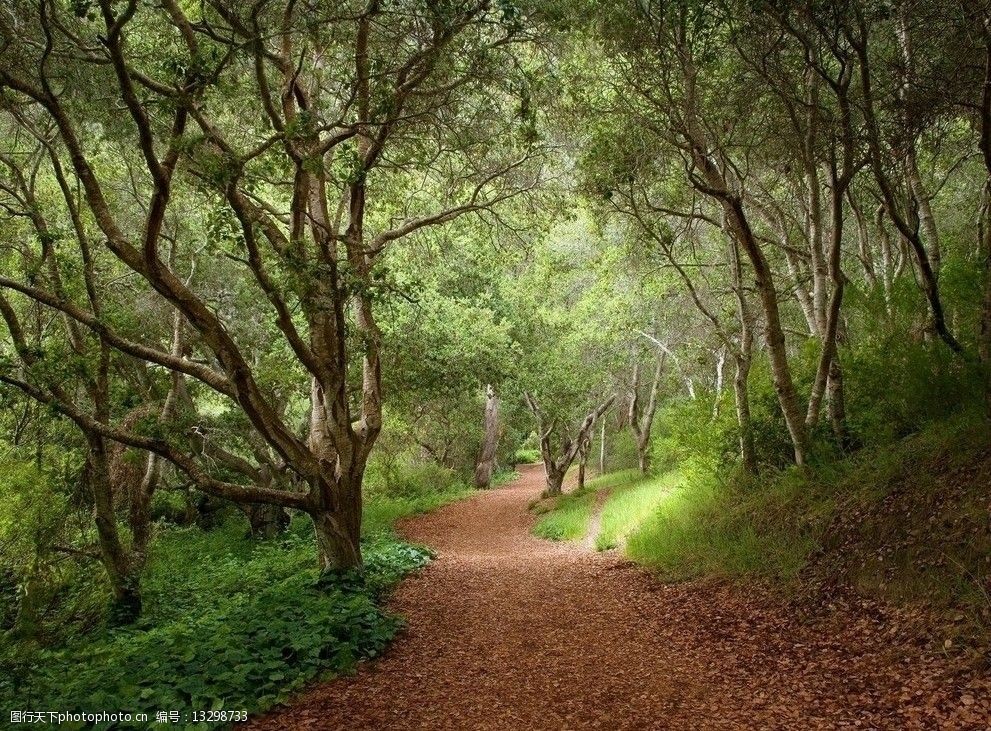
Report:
0,464,472,729
1,539,431,729
512,447,541,464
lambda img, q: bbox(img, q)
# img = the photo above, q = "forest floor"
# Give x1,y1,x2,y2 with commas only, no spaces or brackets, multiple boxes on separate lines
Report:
244,465,989,730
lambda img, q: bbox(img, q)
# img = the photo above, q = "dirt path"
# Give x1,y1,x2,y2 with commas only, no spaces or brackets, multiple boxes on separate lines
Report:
246,465,988,730
580,486,610,552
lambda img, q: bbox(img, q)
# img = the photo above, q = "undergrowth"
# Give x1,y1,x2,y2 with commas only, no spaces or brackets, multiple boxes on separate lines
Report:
531,469,640,542
0,478,474,729
534,411,991,638
596,470,682,550
627,412,991,626
532,490,595,540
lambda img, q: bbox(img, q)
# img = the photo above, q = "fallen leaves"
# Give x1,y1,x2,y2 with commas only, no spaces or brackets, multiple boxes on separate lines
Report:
244,466,989,730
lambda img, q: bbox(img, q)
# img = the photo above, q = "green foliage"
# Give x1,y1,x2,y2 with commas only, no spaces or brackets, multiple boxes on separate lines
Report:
362,452,475,535
625,470,812,582
598,426,644,474
532,490,595,541
0,478,471,728
362,479,475,538
595,470,681,550
4,545,424,727
512,446,541,465
627,412,991,625
841,335,983,446
531,469,640,542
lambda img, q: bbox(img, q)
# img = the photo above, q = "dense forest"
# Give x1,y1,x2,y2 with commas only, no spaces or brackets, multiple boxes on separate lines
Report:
1,0,990,728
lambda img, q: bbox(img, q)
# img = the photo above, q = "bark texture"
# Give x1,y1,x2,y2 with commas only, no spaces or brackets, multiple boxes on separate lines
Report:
525,392,616,497
473,385,501,489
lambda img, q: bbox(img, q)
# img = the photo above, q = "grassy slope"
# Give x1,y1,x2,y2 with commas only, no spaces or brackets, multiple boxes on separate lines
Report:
595,470,683,550
534,415,991,636
0,481,478,727
531,469,649,544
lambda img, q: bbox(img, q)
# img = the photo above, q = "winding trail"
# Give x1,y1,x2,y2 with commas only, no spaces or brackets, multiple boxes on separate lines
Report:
246,465,987,730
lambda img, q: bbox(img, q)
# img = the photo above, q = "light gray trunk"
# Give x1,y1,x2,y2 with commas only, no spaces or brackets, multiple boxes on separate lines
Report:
628,356,663,475
473,384,500,488
723,199,808,465
876,205,895,310
576,433,591,491
849,190,878,289
598,419,606,476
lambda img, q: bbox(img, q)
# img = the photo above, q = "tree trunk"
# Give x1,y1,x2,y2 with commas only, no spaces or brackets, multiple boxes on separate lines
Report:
245,503,291,539
806,165,850,433
848,189,878,289
731,239,757,475
876,205,895,311
85,436,141,623
636,437,649,475
628,352,664,475
857,33,962,354
733,353,757,475
525,392,615,497
677,49,808,464
896,6,942,280
312,501,362,573
712,346,726,418
128,455,156,571
598,419,606,475
982,196,991,415
543,464,566,497
826,357,849,446
576,434,591,491
906,150,940,279
977,28,991,416
725,199,808,465
473,384,500,488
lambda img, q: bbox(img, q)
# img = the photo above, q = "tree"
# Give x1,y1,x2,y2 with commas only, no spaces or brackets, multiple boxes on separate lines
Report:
474,384,501,488
628,352,664,474
0,0,543,571
525,391,615,496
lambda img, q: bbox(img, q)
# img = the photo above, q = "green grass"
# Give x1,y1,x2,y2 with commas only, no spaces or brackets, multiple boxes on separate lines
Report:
595,470,683,550
531,469,641,542
625,474,812,581
532,490,596,540
0,481,474,729
362,484,475,536
627,412,991,619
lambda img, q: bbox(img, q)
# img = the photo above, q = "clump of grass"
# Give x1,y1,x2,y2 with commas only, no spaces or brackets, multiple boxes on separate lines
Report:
584,468,642,492
363,483,475,536
625,473,812,582
627,411,991,606
533,491,596,541
595,471,683,550
531,469,642,542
